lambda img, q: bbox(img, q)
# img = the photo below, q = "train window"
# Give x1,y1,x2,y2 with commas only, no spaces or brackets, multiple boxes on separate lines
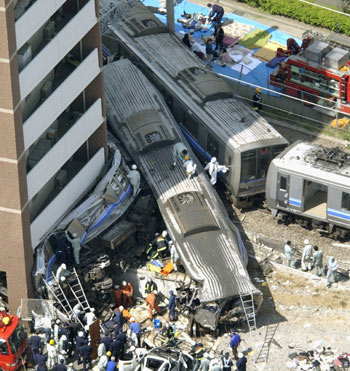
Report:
241,150,256,182
273,144,287,156
280,176,287,191
207,133,219,158
341,192,350,211
182,118,198,138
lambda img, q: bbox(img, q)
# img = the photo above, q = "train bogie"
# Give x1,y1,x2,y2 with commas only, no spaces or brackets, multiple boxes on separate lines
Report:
266,141,350,239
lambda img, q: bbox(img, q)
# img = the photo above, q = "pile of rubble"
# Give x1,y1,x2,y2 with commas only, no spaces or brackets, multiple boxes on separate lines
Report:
287,342,350,370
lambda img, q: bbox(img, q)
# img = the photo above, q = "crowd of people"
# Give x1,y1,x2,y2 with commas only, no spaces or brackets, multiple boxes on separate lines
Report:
284,239,339,288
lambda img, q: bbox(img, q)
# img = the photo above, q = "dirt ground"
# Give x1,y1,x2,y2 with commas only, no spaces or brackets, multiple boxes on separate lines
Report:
221,123,350,369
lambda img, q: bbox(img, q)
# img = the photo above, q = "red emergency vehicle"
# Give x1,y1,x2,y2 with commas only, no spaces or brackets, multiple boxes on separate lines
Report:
270,40,350,114
0,309,28,371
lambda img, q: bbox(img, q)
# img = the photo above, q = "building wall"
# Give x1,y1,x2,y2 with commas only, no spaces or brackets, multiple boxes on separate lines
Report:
0,0,107,312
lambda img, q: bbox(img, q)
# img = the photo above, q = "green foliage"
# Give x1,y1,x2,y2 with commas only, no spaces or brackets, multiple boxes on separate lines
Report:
238,0,350,36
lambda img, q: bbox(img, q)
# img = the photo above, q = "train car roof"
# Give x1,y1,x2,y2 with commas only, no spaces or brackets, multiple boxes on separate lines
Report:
104,59,260,302
101,0,287,150
273,141,350,187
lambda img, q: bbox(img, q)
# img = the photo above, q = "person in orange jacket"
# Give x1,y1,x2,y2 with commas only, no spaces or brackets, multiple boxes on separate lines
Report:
112,285,122,307
145,291,161,319
120,280,134,307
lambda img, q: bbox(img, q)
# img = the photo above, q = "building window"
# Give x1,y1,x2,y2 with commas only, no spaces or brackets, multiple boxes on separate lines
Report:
341,192,350,211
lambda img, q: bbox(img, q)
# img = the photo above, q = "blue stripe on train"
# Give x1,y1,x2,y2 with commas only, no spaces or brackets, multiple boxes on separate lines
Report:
328,208,350,220
289,198,302,206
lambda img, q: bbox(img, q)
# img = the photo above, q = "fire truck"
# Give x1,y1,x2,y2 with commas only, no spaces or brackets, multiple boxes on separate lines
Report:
270,40,350,114
0,309,28,371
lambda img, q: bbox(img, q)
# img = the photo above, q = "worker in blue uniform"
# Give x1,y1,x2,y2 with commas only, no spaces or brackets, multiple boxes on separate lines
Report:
168,290,176,321
81,340,93,371
55,358,67,371
207,3,224,24
75,331,86,364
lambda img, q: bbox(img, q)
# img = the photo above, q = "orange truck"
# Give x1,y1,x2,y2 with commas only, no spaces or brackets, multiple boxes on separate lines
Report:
0,309,28,371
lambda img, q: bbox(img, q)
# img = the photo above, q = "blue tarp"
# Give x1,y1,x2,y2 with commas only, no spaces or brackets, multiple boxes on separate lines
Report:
143,0,302,94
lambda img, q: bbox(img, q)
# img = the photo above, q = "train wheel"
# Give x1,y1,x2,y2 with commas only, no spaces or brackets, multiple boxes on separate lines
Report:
301,91,316,107
230,195,254,208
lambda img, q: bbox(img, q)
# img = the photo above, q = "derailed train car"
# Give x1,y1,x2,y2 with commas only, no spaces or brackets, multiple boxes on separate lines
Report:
100,0,288,205
103,59,262,307
266,140,350,239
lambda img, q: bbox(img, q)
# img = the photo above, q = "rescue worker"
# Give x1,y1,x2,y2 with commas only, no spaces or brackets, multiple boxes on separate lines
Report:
75,331,86,364
192,343,205,371
172,142,189,167
101,335,113,352
110,338,121,360
236,352,247,371
115,331,127,360
230,331,241,359
112,306,125,332
98,351,108,371
199,353,210,371
284,240,297,268
214,23,224,51
53,320,61,344
301,239,313,271
145,278,158,295
106,356,117,371
204,157,229,186
97,340,106,357
146,290,161,319
127,164,140,197
55,358,67,371
112,285,122,307
169,241,179,271
327,256,339,288
72,304,84,323
29,330,42,364
120,281,133,307
312,246,323,277
47,339,58,370
58,334,68,355
252,87,262,111
67,363,76,371
65,231,81,265
148,231,169,260
84,308,96,327
221,351,233,370
161,322,175,345
129,317,142,347
207,3,224,24
183,155,197,179
81,340,93,371
56,264,69,284
168,290,176,321
36,349,47,371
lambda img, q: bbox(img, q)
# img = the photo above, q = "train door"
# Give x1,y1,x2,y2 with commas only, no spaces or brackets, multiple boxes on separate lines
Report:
288,175,303,211
277,173,289,208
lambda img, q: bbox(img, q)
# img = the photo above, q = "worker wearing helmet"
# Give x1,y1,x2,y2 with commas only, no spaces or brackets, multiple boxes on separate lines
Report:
120,281,134,308
204,157,229,186
147,231,169,260
252,87,262,111
127,164,140,197
172,142,189,167
47,339,58,369
65,231,81,264
145,291,161,320
145,277,158,295
183,155,197,179
112,285,122,307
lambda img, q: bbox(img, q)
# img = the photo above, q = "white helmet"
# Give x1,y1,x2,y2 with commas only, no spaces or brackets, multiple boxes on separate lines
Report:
78,331,84,337
60,276,66,282
114,285,119,289
131,164,137,170
238,352,244,358
168,240,173,246
73,233,78,238
90,308,95,313
210,157,217,163
153,290,158,295
304,239,310,245
119,306,124,311
147,278,152,283
130,317,135,322
61,263,67,270
162,230,168,238
122,281,127,286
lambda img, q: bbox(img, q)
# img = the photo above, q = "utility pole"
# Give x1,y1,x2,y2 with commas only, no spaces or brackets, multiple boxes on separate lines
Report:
166,0,175,33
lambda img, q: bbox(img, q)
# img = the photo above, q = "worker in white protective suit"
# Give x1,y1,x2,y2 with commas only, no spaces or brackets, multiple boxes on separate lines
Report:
127,164,140,197
183,155,197,179
53,320,61,344
58,334,67,354
84,308,96,327
326,256,339,288
72,303,84,322
56,263,69,283
169,241,179,272
172,142,189,166
65,231,81,265
301,239,313,271
47,339,58,369
204,157,229,186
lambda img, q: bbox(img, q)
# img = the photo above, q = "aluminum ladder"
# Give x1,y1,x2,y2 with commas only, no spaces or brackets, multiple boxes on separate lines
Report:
67,268,91,312
255,323,281,364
